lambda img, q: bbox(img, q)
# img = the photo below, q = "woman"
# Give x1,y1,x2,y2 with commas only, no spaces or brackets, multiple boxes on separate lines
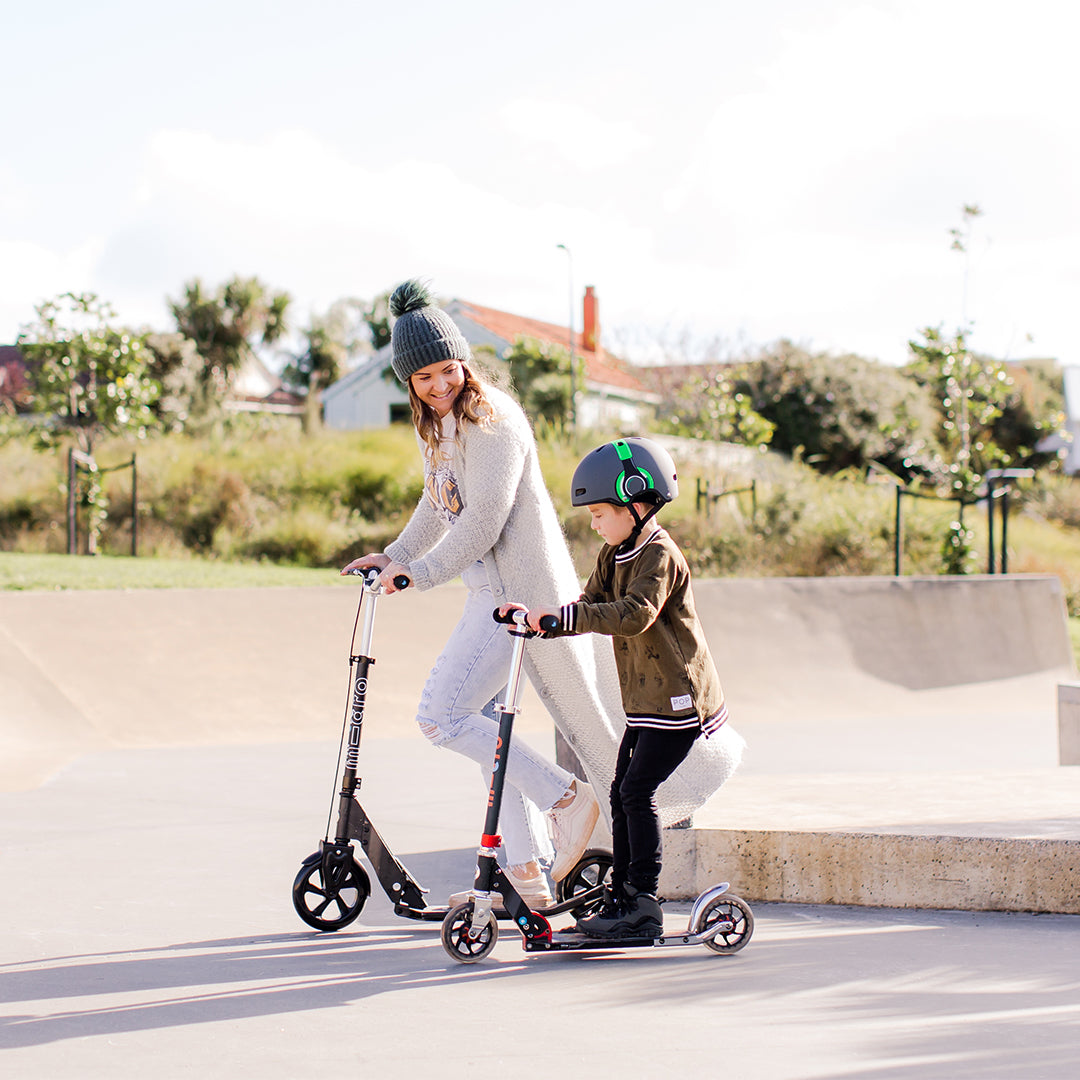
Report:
343,279,742,904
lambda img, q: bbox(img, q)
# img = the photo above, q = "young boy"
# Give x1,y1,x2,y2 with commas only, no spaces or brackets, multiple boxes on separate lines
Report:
519,437,730,939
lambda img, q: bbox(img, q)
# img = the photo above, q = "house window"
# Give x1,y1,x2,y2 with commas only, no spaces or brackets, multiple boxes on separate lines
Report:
389,404,412,424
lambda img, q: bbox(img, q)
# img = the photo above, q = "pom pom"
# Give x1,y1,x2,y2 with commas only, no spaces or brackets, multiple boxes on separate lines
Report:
390,279,434,319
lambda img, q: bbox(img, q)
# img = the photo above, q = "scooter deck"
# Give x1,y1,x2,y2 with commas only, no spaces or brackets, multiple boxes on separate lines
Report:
530,929,668,951
396,885,606,923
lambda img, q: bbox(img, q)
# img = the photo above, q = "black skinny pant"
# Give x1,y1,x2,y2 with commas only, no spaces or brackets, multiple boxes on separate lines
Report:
610,725,700,896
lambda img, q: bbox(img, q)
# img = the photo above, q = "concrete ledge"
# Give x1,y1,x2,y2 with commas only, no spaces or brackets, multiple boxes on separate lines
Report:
1058,682,1080,765
660,768,1080,914
662,827,1080,914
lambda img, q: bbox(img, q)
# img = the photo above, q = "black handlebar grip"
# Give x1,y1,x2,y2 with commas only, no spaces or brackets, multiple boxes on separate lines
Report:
538,614,560,633
492,607,515,625
393,574,411,590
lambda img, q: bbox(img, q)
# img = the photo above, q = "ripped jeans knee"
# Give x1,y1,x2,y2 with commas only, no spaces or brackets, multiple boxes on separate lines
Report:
417,717,449,746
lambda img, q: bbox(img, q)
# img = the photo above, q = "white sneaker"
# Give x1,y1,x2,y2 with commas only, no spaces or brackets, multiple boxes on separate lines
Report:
548,781,600,881
448,865,553,911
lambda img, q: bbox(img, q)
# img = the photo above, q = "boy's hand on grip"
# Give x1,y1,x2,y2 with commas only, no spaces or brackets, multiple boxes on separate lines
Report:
526,607,561,633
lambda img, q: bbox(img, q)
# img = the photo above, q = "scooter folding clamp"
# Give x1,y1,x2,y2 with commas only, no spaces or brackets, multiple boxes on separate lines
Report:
468,892,498,934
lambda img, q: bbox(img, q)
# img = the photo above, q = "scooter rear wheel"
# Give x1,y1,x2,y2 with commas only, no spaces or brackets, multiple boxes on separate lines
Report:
697,894,754,954
441,902,499,964
292,852,371,931
554,848,613,915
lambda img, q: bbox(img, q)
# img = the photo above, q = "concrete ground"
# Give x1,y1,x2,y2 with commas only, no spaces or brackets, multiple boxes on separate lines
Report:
2,578,1079,1077
3,738,1079,1080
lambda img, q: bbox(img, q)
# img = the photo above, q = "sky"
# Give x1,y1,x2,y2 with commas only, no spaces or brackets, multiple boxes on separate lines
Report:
3,0,1077,369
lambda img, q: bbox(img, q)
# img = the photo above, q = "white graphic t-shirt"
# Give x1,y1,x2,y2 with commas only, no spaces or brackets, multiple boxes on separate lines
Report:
425,414,463,526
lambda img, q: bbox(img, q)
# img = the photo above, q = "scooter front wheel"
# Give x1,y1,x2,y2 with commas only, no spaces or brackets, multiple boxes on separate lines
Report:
697,894,754,954
292,850,371,931
441,902,499,964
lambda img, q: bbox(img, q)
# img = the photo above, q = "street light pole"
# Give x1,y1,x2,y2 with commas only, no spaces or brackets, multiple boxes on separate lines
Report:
556,243,576,434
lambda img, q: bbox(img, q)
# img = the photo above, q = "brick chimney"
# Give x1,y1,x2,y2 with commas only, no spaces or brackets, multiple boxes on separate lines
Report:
583,285,599,352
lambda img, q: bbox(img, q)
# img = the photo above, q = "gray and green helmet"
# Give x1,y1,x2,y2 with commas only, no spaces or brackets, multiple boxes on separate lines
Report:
570,438,679,508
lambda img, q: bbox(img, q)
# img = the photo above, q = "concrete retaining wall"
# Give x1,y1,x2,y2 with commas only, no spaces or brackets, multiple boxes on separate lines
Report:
662,826,1080,914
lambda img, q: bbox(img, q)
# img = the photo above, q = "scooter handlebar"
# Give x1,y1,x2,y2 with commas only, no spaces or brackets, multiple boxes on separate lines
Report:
347,566,381,585
491,608,560,633
345,567,411,591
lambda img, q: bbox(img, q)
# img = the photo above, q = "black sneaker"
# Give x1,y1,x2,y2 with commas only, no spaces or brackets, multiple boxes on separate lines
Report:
588,883,624,920
575,883,662,939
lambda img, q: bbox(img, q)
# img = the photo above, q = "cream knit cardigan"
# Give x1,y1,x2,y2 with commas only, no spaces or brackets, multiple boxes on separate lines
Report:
384,385,743,826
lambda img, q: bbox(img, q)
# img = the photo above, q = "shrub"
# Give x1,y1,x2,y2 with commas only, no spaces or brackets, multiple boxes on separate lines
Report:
223,504,357,566
0,423,1076,587
737,342,942,479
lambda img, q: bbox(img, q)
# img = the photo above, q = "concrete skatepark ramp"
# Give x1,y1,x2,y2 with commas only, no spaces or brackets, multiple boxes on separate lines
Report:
693,573,1075,724
2,573,1078,912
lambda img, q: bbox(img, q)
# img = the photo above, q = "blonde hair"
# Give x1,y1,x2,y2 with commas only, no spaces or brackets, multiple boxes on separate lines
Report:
408,361,496,459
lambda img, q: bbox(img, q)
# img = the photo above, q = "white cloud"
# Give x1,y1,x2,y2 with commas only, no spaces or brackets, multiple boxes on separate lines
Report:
4,0,1079,371
499,97,651,170
27,128,654,342
0,238,106,341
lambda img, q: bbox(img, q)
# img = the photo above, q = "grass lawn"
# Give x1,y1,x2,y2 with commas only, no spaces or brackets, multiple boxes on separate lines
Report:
0,551,346,591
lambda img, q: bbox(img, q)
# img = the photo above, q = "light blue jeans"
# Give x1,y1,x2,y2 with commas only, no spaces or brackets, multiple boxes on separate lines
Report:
417,564,570,865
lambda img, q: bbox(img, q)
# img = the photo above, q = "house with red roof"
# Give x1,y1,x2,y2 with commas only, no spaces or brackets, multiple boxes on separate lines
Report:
0,345,30,413
321,287,658,430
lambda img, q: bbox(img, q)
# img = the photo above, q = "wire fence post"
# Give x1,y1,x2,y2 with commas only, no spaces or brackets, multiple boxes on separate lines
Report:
1001,486,1010,574
894,485,903,576
131,453,138,558
64,449,139,557
983,469,1034,575
67,448,77,555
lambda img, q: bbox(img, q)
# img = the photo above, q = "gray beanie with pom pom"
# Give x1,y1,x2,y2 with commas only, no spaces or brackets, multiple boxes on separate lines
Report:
389,279,471,383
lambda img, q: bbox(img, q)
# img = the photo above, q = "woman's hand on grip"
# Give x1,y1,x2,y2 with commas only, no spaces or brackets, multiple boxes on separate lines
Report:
340,553,390,576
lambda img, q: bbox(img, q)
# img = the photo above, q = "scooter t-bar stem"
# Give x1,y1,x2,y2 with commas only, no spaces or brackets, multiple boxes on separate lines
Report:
480,609,534,841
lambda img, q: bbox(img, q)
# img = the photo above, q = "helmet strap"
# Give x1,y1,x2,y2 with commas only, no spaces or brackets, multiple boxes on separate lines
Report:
605,501,661,592
618,501,661,554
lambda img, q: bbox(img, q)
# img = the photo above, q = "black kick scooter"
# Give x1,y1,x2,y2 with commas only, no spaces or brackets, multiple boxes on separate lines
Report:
292,568,611,931
440,608,754,964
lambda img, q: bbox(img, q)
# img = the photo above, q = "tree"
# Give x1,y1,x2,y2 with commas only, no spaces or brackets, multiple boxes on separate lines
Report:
18,292,158,456
905,325,1014,493
18,292,160,552
991,358,1065,468
169,275,290,414
657,365,774,448
283,299,372,433
503,336,573,428
949,202,984,329
363,291,393,352
735,341,942,477
143,331,202,433
902,205,1041,498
